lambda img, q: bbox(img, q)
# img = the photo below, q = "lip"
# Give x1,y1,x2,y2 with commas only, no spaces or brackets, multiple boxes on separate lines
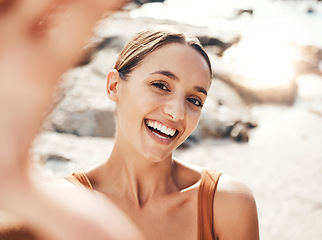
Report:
144,119,179,145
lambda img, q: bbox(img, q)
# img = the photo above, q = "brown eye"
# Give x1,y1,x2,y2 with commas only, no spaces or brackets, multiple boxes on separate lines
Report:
151,82,170,91
187,98,203,107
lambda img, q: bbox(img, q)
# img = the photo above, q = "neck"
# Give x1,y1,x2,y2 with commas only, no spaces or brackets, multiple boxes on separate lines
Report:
102,139,179,207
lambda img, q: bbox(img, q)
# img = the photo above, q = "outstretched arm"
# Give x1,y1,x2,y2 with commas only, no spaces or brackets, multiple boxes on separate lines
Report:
0,1,143,239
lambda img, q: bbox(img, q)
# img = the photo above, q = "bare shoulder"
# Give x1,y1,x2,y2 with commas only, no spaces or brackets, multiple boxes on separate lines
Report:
216,174,256,204
214,174,259,240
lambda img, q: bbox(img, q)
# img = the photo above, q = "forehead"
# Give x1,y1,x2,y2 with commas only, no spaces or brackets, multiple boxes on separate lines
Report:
137,43,211,88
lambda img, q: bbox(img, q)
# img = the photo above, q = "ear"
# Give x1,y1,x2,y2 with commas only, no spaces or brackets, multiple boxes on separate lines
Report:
106,69,121,102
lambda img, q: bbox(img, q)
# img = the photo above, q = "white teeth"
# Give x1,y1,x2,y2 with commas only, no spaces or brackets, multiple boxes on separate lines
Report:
165,128,172,135
161,125,167,133
152,131,168,139
171,129,176,136
146,120,177,137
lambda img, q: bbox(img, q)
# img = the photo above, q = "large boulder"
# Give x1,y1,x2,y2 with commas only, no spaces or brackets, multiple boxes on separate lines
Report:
212,39,298,105
44,65,116,138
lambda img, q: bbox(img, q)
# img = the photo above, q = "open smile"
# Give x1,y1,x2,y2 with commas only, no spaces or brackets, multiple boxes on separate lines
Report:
144,119,179,142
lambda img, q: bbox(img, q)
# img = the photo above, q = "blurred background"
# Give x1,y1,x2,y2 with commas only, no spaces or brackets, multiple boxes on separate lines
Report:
32,0,322,239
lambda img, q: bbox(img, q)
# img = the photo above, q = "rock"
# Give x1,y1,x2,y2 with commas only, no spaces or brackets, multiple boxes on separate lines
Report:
44,66,116,138
84,11,241,62
306,7,314,14
230,121,249,142
88,48,120,77
78,36,124,67
133,0,165,5
235,8,254,17
199,36,240,57
213,40,298,105
288,42,322,76
193,78,255,142
32,131,114,177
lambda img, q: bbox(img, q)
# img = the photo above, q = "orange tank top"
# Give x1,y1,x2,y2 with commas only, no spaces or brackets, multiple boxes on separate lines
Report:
65,169,222,240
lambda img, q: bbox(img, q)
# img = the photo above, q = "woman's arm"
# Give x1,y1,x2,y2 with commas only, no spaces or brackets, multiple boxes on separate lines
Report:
0,1,144,239
214,175,259,240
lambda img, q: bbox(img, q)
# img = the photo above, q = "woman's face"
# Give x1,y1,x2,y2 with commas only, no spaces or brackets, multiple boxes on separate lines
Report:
114,43,211,162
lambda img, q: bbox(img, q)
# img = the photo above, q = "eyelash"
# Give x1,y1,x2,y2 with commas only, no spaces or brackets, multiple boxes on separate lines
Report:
151,81,170,91
151,81,203,108
188,98,203,108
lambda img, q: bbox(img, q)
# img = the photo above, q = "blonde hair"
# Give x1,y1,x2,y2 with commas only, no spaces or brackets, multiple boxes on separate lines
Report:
114,26,212,80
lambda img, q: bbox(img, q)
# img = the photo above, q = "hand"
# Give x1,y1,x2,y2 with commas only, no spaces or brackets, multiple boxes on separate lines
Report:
0,0,125,197
0,1,144,240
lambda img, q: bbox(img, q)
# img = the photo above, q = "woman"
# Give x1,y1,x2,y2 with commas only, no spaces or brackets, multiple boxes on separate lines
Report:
66,26,259,240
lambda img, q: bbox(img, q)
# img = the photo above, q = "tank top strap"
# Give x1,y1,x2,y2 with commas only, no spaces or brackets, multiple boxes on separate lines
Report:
65,172,93,190
197,169,222,240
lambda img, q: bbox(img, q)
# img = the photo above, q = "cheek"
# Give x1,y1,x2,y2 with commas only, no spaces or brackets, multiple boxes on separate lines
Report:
186,109,202,131
117,89,152,121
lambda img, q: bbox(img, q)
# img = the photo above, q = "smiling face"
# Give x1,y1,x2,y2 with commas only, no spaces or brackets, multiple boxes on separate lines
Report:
109,43,211,162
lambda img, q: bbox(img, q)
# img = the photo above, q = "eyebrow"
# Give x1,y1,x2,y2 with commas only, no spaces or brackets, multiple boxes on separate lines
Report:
150,70,179,81
150,70,208,96
194,86,207,96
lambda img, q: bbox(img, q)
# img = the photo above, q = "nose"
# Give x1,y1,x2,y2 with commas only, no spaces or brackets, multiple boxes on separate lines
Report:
163,96,185,121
